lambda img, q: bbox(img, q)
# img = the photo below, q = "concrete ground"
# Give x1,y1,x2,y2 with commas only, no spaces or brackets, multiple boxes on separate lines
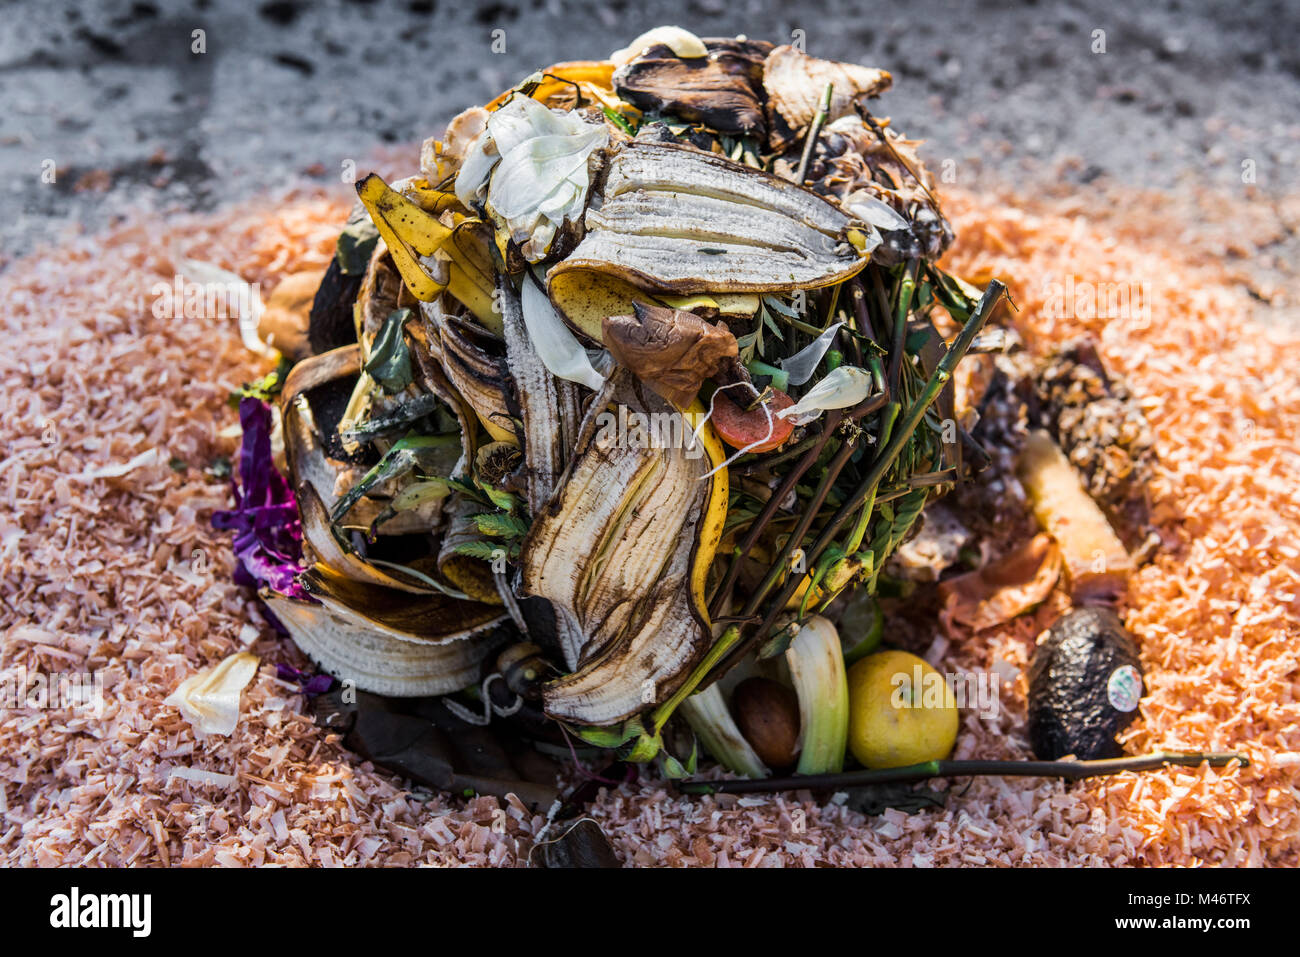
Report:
1,0,1297,266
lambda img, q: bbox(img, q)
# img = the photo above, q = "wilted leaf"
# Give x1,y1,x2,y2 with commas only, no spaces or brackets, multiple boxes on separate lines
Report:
602,302,738,408
364,308,415,394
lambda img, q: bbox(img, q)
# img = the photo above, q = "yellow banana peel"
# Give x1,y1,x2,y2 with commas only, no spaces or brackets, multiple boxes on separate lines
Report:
355,173,500,332
684,400,729,618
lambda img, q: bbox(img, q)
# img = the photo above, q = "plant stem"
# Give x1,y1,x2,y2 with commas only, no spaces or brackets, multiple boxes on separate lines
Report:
889,261,919,391
717,280,1006,671
709,411,844,616
736,432,821,475
709,393,886,618
794,82,834,185
849,276,880,342
650,626,740,734
677,752,1249,795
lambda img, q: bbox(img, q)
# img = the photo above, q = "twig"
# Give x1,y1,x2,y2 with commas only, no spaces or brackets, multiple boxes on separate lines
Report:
678,752,1249,795
856,105,944,216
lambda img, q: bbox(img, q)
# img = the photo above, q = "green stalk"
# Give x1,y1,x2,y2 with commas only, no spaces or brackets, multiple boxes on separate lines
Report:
650,626,740,735
678,752,1249,795
888,262,918,390
794,82,834,185
726,280,1006,666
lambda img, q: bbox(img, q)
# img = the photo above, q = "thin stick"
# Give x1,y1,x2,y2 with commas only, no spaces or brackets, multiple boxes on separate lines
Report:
794,83,834,185
708,411,844,617
709,393,886,618
721,280,1006,669
677,752,1249,795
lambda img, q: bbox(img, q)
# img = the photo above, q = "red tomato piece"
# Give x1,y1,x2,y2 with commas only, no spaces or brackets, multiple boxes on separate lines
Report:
711,389,796,453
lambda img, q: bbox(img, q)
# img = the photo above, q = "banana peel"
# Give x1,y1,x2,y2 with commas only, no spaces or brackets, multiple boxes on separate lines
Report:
548,142,868,297
355,173,499,331
547,270,761,344
524,371,729,726
262,571,506,697
428,303,517,445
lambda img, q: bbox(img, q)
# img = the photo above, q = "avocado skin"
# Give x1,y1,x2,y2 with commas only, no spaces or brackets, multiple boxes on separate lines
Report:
1027,607,1144,760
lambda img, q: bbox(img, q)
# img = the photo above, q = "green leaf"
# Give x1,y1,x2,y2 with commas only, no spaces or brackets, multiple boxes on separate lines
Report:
763,294,801,319
482,486,521,513
442,476,490,504
451,540,507,562
332,434,460,523
336,219,380,276
736,331,758,365
341,393,445,444
617,730,663,763
761,305,786,342
473,512,530,539
574,716,646,749
601,106,637,137
659,735,698,779
229,357,292,407
364,308,414,394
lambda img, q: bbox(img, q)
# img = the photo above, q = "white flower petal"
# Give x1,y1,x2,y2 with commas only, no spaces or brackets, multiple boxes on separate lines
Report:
520,278,606,392
780,321,844,386
777,366,873,426
489,130,605,218
454,133,499,209
848,193,910,232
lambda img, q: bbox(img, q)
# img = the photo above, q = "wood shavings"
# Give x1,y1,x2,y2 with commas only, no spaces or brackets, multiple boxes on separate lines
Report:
1,179,1295,867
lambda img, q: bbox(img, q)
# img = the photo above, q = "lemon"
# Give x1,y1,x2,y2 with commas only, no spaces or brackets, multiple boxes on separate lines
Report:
848,650,959,769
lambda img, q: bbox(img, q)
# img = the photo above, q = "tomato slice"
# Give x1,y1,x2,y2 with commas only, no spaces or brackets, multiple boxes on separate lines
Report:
711,389,796,453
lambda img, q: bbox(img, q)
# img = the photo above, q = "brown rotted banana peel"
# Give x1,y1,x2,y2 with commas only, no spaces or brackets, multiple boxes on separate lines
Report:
425,300,517,445
548,141,869,335
521,369,729,727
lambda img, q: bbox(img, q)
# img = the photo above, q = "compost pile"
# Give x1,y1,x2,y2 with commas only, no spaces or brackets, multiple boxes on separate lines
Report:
227,27,1136,784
